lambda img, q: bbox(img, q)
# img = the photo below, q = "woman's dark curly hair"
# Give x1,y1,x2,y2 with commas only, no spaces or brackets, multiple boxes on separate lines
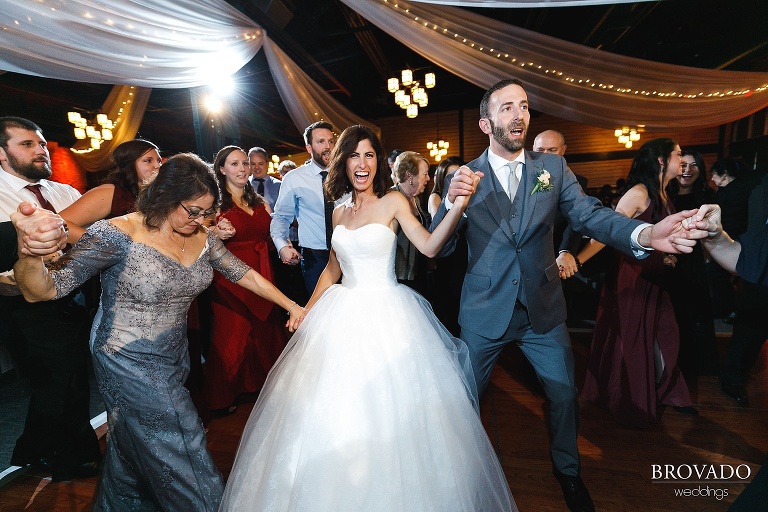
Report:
137,153,220,229
212,145,262,211
324,125,393,201
105,139,160,198
625,137,677,223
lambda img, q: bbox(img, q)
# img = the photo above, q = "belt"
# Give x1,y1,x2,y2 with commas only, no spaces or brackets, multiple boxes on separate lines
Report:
300,247,330,255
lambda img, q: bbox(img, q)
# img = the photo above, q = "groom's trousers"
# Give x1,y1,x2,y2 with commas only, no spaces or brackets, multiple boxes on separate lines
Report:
461,300,580,477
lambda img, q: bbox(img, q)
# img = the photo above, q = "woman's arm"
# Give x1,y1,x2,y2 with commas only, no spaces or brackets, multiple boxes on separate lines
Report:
59,184,116,243
305,249,342,310
235,269,306,331
395,174,477,258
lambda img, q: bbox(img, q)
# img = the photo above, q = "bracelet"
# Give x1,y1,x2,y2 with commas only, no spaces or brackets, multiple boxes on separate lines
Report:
574,257,583,271
286,301,297,315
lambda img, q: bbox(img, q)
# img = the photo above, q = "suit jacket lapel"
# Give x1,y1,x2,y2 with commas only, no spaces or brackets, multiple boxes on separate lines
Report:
471,151,516,245
516,152,543,240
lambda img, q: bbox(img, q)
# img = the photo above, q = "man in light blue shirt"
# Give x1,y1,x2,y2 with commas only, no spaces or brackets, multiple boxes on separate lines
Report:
270,121,337,295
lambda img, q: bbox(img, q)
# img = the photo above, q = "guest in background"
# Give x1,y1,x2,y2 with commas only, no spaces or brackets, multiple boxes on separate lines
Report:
427,156,465,335
392,150,431,295
578,138,696,427
248,146,281,211
207,146,288,414
270,121,338,295
0,116,99,481
718,169,768,406
59,139,161,242
12,152,305,510
668,151,718,378
277,159,297,178
708,157,750,320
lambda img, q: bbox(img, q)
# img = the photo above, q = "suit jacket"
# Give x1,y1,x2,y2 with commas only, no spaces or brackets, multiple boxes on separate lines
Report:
432,149,640,338
0,221,18,272
251,175,282,211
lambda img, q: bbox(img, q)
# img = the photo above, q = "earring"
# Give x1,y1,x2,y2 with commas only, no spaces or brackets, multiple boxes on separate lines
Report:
409,176,414,186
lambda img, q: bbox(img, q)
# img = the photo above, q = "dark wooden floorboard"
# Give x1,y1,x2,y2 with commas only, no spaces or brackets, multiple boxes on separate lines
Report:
1,332,765,511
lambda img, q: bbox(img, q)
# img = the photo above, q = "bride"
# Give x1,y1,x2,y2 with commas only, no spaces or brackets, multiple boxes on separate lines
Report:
220,125,516,511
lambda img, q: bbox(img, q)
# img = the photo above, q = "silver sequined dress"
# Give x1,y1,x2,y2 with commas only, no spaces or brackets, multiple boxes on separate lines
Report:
48,220,249,511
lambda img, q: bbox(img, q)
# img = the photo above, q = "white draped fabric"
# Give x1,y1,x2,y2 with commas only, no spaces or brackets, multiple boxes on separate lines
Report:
411,0,652,6
0,0,263,88
339,0,768,129
263,37,381,137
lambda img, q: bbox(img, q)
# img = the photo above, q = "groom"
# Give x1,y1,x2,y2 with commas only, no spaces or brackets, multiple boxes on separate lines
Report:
432,79,700,512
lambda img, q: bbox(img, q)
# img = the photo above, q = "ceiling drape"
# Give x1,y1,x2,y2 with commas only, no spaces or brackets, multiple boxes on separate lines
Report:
263,38,380,137
339,0,768,130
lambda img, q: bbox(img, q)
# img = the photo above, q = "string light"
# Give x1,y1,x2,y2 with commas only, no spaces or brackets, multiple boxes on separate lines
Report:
379,0,768,100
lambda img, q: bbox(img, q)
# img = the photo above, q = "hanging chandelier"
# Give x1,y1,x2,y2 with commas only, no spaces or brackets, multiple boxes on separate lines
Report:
426,139,449,162
388,69,435,118
67,111,114,150
614,126,641,149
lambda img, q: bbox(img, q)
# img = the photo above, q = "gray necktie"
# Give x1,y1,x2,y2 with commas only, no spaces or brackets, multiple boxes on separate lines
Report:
507,162,520,200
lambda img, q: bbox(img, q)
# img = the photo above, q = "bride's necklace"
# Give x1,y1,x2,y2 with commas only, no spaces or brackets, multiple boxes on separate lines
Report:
352,195,366,215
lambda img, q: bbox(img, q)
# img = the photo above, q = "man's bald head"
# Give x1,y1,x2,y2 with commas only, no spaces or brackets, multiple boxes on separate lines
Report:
533,130,567,156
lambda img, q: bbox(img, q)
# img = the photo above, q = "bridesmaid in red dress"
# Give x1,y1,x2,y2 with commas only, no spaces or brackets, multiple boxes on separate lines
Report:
576,138,696,427
206,146,288,414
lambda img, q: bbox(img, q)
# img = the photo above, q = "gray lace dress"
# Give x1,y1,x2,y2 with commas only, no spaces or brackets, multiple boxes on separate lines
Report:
48,219,250,511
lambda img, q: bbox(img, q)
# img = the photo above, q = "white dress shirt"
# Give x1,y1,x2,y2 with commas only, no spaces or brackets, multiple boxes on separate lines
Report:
0,169,81,221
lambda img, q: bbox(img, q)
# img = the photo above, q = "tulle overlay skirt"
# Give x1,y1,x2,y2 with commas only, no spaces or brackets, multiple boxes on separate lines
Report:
219,281,516,511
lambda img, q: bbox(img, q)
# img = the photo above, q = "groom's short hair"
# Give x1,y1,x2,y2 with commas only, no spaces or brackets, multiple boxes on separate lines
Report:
480,79,524,119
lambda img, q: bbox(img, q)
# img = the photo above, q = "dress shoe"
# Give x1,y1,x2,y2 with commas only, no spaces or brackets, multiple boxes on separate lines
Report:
554,470,595,512
721,384,749,406
672,406,699,416
51,460,100,482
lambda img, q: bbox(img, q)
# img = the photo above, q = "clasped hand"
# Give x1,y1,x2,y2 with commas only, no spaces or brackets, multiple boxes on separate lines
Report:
10,202,68,257
446,166,484,206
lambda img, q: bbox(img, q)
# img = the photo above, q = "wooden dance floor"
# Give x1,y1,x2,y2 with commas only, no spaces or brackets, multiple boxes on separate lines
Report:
1,331,765,511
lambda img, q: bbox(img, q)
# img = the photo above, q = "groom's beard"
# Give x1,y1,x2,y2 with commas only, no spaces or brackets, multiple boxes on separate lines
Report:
490,118,527,154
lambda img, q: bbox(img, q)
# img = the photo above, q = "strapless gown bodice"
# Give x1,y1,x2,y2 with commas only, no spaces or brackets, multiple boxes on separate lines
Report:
333,223,397,289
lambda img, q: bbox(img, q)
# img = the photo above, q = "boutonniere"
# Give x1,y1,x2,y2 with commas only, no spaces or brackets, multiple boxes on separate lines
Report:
531,170,553,195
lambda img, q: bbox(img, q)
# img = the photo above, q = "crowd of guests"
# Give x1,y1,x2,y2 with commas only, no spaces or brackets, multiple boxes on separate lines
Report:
1,74,766,512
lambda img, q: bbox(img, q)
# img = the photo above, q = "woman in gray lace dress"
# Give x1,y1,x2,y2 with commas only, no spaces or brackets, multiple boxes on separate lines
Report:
12,153,306,511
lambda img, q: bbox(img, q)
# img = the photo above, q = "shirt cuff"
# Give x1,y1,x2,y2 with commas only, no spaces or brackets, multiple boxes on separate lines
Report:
630,222,653,258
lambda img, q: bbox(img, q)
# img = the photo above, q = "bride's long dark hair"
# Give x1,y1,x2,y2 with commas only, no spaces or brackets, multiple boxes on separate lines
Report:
325,125,393,201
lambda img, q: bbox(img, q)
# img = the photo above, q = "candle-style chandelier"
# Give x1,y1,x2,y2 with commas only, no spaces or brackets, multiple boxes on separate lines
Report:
387,69,435,119
614,126,641,148
67,111,114,150
426,139,449,162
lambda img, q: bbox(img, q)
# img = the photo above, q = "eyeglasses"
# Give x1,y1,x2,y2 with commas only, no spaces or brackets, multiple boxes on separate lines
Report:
680,163,699,171
180,203,217,219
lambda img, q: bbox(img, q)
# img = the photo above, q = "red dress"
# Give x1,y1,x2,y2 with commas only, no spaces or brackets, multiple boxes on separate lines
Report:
581,206,693,427
205,204,287,410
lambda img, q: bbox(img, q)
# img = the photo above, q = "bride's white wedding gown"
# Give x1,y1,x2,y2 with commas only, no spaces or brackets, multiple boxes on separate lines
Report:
219,223,516,511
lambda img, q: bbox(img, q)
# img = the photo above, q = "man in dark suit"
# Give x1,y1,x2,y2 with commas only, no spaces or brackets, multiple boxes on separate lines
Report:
533,130,589,278
432,79,700,512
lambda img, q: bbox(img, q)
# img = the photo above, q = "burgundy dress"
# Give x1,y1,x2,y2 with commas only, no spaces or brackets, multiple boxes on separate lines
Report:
581,205,693,427
206,204,287,410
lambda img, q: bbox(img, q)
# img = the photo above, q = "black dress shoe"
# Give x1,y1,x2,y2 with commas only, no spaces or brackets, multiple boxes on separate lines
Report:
554,470,595,512
721,384,749,406
51,460,100,482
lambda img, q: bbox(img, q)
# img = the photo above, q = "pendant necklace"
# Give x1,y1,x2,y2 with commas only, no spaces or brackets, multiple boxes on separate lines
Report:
352,195,365,215
167,230,187,252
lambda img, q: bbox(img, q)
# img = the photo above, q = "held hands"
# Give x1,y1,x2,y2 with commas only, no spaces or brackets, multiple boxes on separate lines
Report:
213,217,236,240
641,209,711,254
447,166,484,207
557,251,579,279
10,202,68,257
279,244,302,266
684,204,723,239
285,302,307,332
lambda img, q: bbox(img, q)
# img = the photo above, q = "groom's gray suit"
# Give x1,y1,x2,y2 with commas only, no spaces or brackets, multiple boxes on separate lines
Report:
432,148,642,476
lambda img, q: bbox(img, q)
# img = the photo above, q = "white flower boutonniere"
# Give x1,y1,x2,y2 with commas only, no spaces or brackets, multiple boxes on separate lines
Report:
530,170,553,195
